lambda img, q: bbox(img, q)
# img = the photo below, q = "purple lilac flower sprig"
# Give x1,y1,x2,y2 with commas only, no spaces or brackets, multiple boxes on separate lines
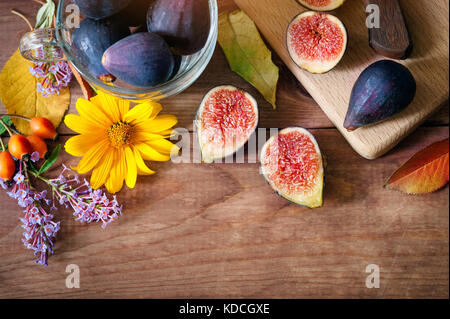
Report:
29,58,72,97
1,145,123,266
7,160,59,266
34,165,122,229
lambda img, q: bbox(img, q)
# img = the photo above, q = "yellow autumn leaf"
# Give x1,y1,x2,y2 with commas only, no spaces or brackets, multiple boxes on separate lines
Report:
218,10,279,109
0,49,70,135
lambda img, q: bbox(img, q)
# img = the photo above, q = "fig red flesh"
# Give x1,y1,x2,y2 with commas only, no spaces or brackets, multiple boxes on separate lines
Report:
287,11,347,73
260,127,324,208
196,86,258,163
297,0,346,11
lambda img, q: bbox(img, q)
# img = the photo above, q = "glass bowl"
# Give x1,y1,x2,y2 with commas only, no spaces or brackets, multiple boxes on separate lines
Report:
20,0,218,101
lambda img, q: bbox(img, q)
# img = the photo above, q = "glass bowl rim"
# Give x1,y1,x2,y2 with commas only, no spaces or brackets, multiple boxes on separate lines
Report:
56,0,218,99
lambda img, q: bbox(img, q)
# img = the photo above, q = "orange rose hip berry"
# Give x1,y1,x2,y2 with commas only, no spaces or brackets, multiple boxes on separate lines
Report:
27,135,48,159
30,117,58,140
0,151,16,181
8,135,33,160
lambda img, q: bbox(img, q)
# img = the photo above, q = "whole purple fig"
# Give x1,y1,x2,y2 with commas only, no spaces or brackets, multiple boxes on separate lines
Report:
344,60,416,131
72,17,130,82
147,0,210,55
74,0,132,20
102,32,175,87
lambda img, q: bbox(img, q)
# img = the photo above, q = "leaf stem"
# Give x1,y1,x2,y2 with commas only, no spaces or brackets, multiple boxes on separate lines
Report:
0,114,31,122
29,169,44,181
0,118,14,137
0,138,5,151
11,9,34,32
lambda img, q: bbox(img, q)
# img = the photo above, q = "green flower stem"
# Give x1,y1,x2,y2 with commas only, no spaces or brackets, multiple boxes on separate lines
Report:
0,117,14,137
0,114,31,121
0,115,25,136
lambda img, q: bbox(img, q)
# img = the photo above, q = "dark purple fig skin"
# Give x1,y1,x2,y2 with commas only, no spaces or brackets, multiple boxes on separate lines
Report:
72,17,131,82
344,60,416,131
147,0,210,55
168,54,182,80
102,32,175,88
117,0,155,27
74,0,133,20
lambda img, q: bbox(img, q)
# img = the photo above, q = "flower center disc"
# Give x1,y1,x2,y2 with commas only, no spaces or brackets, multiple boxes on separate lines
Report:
107,122,133,147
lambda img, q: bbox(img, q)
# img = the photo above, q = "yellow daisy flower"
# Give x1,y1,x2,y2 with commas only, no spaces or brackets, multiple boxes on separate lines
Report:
64,91,178,194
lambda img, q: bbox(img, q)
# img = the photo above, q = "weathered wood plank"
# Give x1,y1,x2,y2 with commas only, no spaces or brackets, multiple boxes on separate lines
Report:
0,0,447,135
234,0,450,159
0,128,447,298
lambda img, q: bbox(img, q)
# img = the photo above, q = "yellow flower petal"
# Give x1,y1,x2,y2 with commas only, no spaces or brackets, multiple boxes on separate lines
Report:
76,98,113,128
147,102,163,121
105,175,115,194
135,142,171,161
157,128,178,138
108,148,126,193
135,114,178,133
132,130,167,143
65,114,104,135
65,134,106,157
146,139,179,155
90,91,121,123
117,99,130,119
131,146,155,175
90,150,115,189
124,146,137,188
123,101,158,124
73,139,111,174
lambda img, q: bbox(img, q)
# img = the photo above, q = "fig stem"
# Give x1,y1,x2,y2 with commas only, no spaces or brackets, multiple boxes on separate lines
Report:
11,9,33,32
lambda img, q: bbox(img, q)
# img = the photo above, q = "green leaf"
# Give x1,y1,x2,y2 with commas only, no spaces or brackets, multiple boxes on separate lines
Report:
218,10,279,109
35,0,55,29
38,144,61,175
28,161,39,174
0,116,13,135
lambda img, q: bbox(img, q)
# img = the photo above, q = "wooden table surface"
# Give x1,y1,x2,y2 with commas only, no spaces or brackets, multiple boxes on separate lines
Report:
0,0,448,298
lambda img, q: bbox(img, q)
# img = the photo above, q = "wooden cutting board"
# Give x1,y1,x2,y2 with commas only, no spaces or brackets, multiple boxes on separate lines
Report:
233,0,449,159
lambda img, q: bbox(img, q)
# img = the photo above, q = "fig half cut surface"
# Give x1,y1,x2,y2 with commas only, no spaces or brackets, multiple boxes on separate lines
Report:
344,60,416,131
260,127,324,208
297,0,346,11
287,11,347,74
196,86,259,163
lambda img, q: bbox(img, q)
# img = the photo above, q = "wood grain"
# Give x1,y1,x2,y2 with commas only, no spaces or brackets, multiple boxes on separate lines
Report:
0,0,448,299
234,0,450,159
365,0,413,59
1,0,448,133
0,129,448,298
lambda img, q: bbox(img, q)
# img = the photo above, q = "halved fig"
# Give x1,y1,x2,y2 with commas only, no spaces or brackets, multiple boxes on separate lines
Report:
297,0,345,11
260,127,324,208
196,86,259,163
287,11,347,74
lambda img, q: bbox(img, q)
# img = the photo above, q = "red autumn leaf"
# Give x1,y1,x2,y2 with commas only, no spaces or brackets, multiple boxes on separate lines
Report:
384,138,449,194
